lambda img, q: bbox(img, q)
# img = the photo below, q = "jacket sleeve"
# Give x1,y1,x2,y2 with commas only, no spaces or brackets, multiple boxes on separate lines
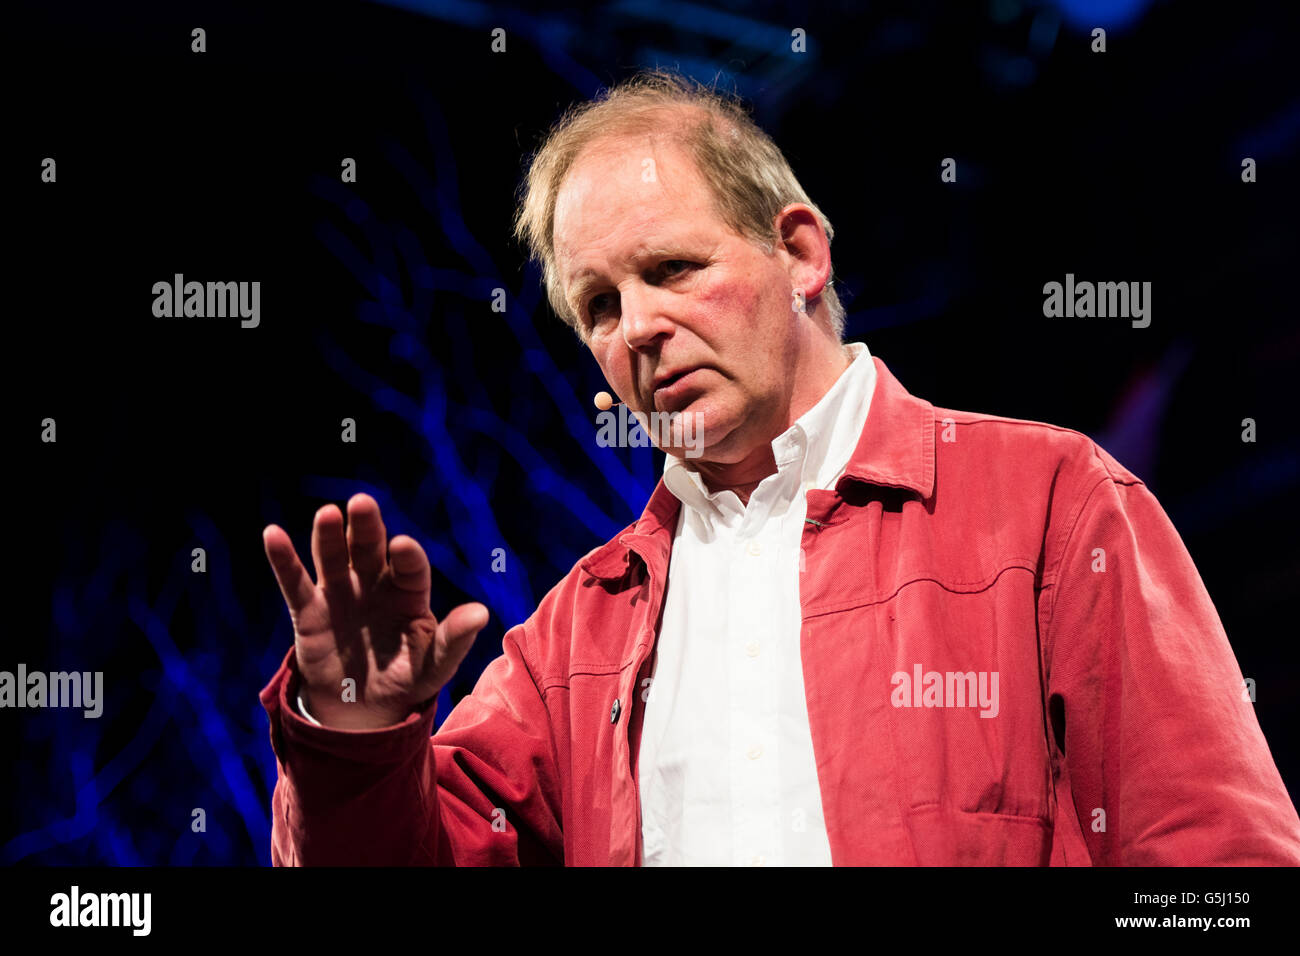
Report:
259,622,565,866
1041,471,1300,865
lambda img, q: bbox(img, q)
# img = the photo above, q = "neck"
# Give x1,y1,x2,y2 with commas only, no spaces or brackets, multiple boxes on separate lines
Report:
694,338,854,506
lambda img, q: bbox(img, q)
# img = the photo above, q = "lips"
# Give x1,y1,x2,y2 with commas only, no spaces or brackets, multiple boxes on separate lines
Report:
652,367,706,411
653,368,694,391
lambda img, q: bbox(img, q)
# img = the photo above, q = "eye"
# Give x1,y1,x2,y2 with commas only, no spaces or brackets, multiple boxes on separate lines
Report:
587,292,617,321
583,260,698,326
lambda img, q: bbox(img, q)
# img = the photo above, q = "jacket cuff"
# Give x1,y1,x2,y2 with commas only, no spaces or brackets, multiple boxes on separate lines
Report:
259,645,439,765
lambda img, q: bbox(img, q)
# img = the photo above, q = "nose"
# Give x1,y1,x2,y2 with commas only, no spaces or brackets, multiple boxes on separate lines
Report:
618,284,675,351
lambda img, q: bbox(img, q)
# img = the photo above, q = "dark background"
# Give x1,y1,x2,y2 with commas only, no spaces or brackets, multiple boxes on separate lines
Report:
7,0,1298,865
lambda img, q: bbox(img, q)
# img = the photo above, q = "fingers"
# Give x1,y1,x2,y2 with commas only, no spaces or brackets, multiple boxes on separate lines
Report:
346,493,387,589
310,504,351,591
387,534,431,618
262,524,316,617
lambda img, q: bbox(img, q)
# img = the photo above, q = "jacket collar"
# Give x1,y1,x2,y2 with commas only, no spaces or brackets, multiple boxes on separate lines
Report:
836,354,935,499
580,353,935,582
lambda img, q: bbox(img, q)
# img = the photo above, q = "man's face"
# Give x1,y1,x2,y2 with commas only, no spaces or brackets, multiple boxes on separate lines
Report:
553,134,807,465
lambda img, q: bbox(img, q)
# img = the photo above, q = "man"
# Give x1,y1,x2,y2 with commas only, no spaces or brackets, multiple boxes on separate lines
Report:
259,69,1300,865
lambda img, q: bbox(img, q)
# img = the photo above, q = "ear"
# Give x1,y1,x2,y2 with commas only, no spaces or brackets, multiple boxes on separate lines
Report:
774,204,832,302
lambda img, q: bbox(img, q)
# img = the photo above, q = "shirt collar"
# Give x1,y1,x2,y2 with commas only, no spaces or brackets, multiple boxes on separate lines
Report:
581,349,937,581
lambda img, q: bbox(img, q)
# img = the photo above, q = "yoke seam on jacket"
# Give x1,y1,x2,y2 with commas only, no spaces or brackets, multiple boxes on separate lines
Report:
802,561,1038,620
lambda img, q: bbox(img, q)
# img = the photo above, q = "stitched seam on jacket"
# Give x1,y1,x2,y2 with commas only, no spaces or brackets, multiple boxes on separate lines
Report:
907,804,1051,826
539,649,652,690
1039,437,1148,594
537,667,627,696
1040,474,1114,647
513,620,544,693
802,561,1038,620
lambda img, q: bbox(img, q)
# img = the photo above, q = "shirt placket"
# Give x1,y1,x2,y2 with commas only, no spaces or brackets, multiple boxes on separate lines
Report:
730,447,798,866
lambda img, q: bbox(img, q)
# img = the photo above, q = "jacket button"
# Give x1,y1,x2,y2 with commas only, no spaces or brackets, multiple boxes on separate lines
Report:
610,698,622,724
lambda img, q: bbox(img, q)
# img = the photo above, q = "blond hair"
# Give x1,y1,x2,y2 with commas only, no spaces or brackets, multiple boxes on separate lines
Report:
513,68,846,341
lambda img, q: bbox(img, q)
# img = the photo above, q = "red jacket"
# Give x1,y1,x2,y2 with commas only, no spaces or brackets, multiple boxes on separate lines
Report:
259,355,1300,865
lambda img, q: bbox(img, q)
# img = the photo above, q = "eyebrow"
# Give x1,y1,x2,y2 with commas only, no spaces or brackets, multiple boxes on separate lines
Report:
564,245,683,315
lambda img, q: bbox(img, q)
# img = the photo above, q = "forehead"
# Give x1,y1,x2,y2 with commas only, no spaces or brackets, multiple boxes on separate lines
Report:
553,134,718,275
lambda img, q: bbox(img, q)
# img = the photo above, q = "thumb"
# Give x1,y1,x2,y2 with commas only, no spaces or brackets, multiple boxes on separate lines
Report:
431,602,490,682
443,602,490,643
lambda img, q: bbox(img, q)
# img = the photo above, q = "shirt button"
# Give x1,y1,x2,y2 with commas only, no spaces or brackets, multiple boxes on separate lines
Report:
747,541,761,556
746,643,761,658
610,698,621,724
747,745,763,760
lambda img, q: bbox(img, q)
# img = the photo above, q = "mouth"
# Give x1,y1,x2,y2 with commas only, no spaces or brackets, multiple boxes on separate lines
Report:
652,367,707,411
653,367,694,391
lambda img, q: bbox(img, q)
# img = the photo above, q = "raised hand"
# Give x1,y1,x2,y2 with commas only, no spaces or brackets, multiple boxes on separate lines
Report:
262,493,488,729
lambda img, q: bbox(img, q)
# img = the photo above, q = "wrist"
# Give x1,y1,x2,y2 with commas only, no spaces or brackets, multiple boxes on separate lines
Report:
298,683,410,730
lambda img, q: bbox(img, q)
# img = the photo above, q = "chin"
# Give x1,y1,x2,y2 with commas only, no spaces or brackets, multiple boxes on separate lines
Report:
658,392,752,463
685,411,750,463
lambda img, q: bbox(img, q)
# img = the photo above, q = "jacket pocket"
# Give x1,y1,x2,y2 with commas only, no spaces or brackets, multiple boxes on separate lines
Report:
903,804,1052,865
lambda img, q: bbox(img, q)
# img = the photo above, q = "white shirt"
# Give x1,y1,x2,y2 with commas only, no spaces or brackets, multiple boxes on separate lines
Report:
639,340,878,866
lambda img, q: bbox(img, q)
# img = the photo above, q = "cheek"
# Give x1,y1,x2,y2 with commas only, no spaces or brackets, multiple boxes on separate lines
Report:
694,271,794,400
696,271,771,328
596,341,632,389
695,269,792,369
